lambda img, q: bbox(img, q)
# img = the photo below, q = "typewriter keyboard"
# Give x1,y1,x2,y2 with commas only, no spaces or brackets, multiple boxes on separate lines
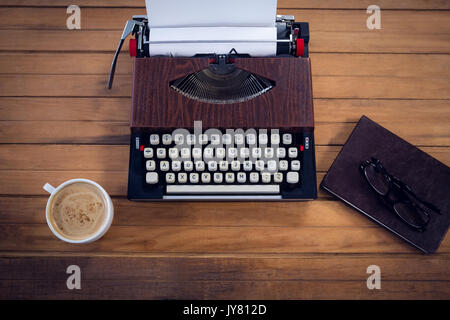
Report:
133,130,312,198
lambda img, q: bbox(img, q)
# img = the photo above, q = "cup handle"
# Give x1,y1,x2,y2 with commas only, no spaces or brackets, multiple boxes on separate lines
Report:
43,183,56,194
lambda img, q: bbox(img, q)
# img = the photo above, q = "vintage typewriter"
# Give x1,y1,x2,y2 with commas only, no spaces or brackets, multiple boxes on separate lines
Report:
108,10,317,201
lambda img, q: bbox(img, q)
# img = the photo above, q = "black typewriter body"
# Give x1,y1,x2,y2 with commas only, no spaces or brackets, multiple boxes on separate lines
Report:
108,15,317,201
127,130,317,200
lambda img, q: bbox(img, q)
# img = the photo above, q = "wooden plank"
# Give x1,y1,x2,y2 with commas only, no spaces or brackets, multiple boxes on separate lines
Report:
0,75,132,97
0,223,448,254
1,9,449,53
1,8,449,33
0,170,128,196
0,170,326,197
314,75,450,99
0,97,130,121
0,28,444,54
2,53,448,79
0,0,447,10
314,99,450,124
0,121,130,144
1,120,448,146
1,255,449,281
1,278,449,299
1,74,449,99
1,97,449,124
1,145,448,173
280,0,450,9
0,196,373,227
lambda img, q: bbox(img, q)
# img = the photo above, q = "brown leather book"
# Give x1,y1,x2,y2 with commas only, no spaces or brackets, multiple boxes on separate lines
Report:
321,116,449,253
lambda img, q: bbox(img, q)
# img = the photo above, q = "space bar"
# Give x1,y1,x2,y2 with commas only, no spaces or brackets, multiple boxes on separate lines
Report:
166,185,280,194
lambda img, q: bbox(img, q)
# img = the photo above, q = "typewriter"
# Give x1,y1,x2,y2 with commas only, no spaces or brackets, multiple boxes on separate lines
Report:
108,11,317,201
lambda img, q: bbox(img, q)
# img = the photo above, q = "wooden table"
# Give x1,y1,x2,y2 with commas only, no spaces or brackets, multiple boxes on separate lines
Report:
0,1,449,299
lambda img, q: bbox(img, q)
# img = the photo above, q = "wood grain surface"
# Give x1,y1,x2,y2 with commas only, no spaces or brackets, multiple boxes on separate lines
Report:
0,0,449,300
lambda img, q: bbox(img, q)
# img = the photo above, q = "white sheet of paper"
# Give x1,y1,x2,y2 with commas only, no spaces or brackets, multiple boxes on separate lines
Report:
145,0,278,57
146,0,277,28
149,27,277,56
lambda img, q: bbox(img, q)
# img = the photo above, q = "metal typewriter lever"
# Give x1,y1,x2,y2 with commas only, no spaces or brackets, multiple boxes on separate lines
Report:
107,19,142,89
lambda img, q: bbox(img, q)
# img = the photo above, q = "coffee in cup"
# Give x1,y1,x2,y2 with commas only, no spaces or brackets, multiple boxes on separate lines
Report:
43,179,114,243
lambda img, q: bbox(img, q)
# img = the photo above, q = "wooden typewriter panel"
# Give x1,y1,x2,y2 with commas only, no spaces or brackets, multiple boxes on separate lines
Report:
131,57,314,130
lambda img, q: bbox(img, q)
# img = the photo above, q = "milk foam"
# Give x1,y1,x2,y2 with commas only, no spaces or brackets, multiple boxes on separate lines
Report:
50,182,107,240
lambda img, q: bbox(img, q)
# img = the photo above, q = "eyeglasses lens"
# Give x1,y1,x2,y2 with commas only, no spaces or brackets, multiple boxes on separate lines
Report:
394,202,429,228
365,164,390,195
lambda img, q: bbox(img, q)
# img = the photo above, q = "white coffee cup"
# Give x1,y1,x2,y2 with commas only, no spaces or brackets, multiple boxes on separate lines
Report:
43,178,114,244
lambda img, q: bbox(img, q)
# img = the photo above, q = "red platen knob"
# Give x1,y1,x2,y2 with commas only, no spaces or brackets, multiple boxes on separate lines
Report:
296,38,304,57
129,38,137,57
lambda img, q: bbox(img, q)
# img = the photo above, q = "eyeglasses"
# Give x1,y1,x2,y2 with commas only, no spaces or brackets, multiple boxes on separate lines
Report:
360,157,441,232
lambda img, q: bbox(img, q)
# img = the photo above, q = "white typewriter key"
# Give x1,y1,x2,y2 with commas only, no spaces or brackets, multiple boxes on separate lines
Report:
231,160,240,171
190,173,199,184
178,172,187,184
146,160,156,171
288,147,298,158
237,172,246,183
240,147,250,159
198,134,208,145
166,173,176,184
162,134,172,145
192,148,202,159
250,172,259,183
219,161,228,171
228,148,238,159
195,161,205,171
208,161,218,172
279,160,288,171
174,134,184,145
172,161,181,172
216,148,225,159
243,161,252,171
181,148,191,159
291,160,301,171
282,133,292,145
146,172,158,184
274,172,283,183
214,172,223,183
267,160,277,171
204,147,214,159
201,172,211,183
184,161,193,172
157,148,166,159
259,133,268,145
246,133,256,145
264,147,274,159
261,173,271,183
270,133,280,145
186,134,196,145
160,161,170,171
235,134,244,145
287,172,299,184
225,172,235,183
143,148,153,159
276,147,286,158
210,134,220,145
168,148,178,159
252,148,262,159
255,160,265,171
150,134,160,145
222,134,232,145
